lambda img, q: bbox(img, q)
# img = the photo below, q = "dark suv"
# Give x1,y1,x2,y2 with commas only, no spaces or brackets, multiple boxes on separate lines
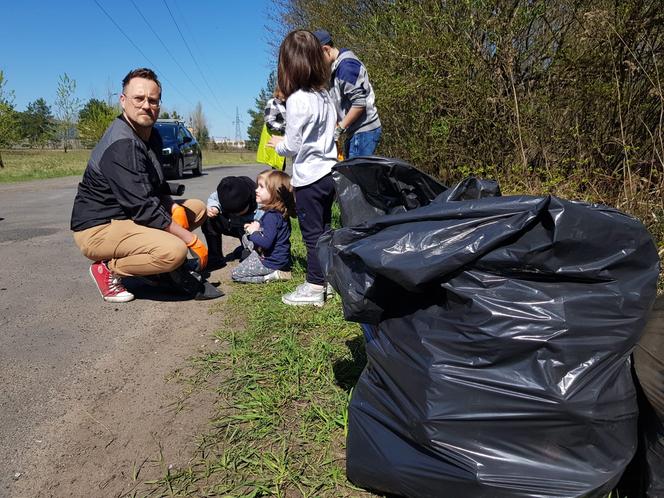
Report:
154,119,203,178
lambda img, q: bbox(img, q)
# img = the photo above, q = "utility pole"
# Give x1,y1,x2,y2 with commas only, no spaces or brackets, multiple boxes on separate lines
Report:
233,106,243,142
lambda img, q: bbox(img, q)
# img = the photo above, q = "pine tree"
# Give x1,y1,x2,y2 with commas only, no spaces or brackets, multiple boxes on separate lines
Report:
20,98,55,147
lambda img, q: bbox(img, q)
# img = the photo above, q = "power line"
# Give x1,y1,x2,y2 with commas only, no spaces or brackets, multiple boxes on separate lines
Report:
162,0,231,120
168,0,239,137
127,0,208,104
171,0,234,126
171,0,205,56
92,0,196,109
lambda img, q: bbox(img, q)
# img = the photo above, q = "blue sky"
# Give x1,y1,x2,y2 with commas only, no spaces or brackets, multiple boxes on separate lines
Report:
1,0,282,139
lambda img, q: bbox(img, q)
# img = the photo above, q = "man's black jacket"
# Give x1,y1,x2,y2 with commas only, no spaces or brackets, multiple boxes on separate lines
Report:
70,115,172,231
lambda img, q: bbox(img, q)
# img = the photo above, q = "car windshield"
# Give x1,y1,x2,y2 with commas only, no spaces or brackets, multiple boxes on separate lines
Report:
155,123,177,140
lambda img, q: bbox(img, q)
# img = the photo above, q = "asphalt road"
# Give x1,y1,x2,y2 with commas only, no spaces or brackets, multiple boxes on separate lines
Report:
0,164,265,496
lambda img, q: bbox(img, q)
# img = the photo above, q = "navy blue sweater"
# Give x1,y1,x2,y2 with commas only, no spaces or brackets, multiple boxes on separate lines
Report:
248,210,292,270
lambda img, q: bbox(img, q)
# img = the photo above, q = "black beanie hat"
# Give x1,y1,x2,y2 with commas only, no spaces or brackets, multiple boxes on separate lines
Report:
217,176,256,214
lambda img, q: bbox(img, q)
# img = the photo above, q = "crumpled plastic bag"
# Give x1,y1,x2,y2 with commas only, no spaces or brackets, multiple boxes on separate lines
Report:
318,157,660,498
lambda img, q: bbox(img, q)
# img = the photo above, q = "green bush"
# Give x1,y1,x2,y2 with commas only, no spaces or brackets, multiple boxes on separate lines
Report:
276,0,664,262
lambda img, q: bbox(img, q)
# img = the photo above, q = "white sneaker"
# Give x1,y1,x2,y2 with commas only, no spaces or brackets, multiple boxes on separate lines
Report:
282,282,325,306
263,270,292,282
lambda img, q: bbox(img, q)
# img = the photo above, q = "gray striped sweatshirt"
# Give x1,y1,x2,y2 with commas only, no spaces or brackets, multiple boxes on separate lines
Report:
330,49,381,136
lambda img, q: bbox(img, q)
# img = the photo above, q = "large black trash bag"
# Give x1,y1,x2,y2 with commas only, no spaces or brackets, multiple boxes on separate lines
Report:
318,158,660,498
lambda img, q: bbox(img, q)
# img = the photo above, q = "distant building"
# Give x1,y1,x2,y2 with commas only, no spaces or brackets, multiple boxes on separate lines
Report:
213,137,246,149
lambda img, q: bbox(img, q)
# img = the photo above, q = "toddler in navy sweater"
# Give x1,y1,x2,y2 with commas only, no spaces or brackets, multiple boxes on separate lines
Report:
231,170,295,283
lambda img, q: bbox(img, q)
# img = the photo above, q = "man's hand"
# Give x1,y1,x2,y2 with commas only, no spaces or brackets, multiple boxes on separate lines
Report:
187,234,208,270
207,206,220,218
171,203,189,229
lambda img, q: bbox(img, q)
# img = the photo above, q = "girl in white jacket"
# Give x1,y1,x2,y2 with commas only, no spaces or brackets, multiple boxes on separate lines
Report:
268,30,338,306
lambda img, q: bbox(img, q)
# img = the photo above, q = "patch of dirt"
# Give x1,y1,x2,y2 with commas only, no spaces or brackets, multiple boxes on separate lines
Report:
10,263,236,498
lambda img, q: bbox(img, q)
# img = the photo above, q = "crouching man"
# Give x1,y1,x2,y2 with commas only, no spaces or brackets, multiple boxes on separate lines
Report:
70,67,219,302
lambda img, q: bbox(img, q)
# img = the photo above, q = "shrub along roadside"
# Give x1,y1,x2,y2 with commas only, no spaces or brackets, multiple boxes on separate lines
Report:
275,0,663,267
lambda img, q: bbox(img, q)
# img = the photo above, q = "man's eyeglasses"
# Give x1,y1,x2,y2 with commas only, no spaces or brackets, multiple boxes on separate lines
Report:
123,94,160,108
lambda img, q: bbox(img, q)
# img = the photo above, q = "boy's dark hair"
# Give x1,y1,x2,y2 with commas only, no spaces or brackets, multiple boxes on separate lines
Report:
122,68,162,94
278,30,330,99
217,176,257,215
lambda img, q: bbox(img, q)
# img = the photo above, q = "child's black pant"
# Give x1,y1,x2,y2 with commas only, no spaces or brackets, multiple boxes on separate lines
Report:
294,173,335,285
201,216,244,263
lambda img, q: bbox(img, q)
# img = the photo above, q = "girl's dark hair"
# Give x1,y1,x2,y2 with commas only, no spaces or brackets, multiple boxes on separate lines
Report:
277,30,330,99
257,170,296,218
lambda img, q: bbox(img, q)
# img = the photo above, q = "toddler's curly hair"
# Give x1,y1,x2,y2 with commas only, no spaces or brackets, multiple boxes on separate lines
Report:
257,170,296,219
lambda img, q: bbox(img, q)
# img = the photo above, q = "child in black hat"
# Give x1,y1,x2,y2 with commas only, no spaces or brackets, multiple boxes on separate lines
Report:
201,175,260,269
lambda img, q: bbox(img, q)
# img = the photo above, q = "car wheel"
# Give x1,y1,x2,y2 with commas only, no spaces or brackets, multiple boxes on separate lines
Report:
192,155,203,176
175,156,184,179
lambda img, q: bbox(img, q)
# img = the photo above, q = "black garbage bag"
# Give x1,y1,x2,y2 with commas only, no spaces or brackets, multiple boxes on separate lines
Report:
318,157,660,498
330,156,448,227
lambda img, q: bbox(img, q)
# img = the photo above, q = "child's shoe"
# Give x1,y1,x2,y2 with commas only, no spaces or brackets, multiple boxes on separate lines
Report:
281,282,325,306
263,270,292,282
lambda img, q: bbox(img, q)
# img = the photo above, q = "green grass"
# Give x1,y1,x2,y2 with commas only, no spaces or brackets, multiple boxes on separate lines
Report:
0,149,90,182
0,148,256,183
203,149,257,166
145,215,376,497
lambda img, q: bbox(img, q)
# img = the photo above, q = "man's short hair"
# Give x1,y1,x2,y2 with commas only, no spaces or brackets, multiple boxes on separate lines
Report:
313,29,333,47
122,68,162,93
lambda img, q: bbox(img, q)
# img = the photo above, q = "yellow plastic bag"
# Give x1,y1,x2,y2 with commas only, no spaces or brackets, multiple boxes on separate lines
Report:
256,124,286,170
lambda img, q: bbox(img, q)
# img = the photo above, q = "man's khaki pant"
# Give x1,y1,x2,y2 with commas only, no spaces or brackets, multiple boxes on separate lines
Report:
73,199,206,276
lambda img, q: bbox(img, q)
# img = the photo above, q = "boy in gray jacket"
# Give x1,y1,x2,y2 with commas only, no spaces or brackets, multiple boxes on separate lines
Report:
314,29,382,158
202,175,260,269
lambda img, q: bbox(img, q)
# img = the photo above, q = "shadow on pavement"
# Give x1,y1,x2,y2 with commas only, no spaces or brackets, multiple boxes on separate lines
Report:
123,277,223,303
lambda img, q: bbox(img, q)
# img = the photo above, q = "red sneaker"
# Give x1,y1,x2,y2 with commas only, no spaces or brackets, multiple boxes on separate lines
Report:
89,261,135,303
